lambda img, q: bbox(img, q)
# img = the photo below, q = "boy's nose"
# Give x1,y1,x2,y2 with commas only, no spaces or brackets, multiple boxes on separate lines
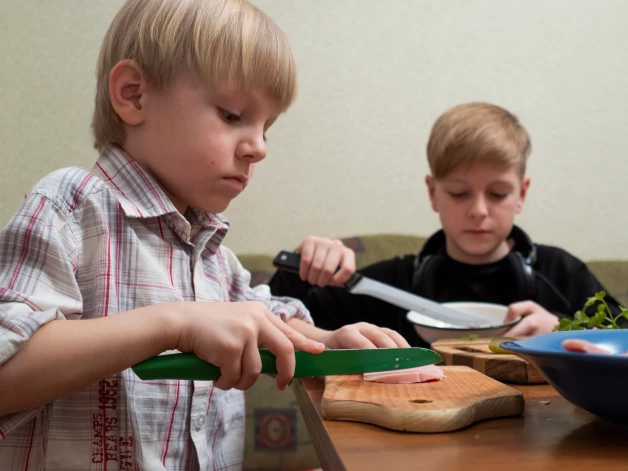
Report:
469,196,488,218
236,134,267,163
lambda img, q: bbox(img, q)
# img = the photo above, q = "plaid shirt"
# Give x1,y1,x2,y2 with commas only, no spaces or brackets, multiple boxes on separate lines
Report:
0,146,312,470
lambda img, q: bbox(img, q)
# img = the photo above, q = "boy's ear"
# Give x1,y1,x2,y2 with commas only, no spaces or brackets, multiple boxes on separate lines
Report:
425,175,438,212
109,59,148,127
516,176,531,213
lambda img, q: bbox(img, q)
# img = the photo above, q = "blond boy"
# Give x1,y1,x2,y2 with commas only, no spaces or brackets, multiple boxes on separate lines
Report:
0,1,406,468
270,103,621,344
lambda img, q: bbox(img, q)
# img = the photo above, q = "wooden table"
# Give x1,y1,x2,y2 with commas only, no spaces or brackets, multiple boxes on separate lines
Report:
294,377,628,470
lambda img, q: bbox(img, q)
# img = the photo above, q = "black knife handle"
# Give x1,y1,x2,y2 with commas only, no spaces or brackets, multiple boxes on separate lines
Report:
344,272,363,289
273,250,363,287
273,251,301,274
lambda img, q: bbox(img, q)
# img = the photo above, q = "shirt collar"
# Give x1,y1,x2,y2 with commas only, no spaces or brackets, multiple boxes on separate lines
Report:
92,145,230,235
93,145,179,219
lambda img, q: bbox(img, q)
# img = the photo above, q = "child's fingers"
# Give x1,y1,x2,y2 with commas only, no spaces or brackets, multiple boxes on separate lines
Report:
261,313,324,389
270,315,325,355
214,349,242,391
380,328,410,348
295,240,314,282
258,315,299,389
316,247,346,286
503,315,535,337
234,340,263,390
561,339,612,354
295,238,355,287
357,325,398,349
505,300,535,322
333,327,377,349
306,244,328,286
504,304,523,323
329,248,356,286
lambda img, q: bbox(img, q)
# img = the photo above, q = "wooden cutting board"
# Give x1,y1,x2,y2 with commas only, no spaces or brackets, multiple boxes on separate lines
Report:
431,338,546,384
321,366,524,433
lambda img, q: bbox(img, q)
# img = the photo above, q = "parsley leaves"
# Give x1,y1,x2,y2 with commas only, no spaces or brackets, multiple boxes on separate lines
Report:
555,291,628,331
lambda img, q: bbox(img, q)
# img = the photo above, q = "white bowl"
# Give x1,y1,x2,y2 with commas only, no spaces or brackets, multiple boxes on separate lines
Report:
406,301,520,345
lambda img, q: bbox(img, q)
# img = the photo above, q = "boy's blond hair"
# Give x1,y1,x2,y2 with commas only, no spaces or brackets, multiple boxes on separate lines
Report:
426,102,531,179
92,0,297,152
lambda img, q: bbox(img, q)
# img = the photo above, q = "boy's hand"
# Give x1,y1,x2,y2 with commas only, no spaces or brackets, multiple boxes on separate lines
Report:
322,322,410,349
174,302,325,391
502,301,559,337
295,236,355,287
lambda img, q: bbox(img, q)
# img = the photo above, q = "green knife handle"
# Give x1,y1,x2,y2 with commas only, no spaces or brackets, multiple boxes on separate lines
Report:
132,347,441,381
132,350,278,381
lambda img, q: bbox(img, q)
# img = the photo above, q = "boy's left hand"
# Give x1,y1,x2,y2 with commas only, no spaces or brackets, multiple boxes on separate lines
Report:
322,322,410,349
295,236,355,287
503,301,559,337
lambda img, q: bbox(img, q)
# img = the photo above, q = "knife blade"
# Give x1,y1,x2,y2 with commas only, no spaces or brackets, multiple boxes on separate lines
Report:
132,347,442,381
273,250,492,328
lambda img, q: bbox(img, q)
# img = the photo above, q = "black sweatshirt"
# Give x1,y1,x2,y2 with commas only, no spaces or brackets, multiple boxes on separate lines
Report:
268,244,622,347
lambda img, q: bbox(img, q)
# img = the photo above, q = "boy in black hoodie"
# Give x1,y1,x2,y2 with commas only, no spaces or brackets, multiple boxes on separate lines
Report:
269,103,621,347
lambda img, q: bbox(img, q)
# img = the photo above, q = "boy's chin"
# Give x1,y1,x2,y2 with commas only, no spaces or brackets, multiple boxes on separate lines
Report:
458,244,509,263
199,195,240,214
199,201,231,214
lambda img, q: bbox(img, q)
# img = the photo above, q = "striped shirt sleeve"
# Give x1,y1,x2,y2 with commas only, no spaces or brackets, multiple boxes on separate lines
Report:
220,246,314,324
0,192,83,430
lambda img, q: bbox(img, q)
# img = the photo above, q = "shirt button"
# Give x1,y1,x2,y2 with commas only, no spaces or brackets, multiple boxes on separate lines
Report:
195,415,205,431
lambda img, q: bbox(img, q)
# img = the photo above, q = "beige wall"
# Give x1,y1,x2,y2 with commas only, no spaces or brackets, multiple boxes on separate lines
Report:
2,1,627,261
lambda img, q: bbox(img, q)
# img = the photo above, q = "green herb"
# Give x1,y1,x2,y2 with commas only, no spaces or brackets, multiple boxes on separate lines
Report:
554,291,628,331
458,334,480,341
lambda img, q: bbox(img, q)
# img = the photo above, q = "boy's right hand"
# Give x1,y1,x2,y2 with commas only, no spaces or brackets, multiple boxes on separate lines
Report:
295,236,356,287
172,302,325,391
502,301,559,337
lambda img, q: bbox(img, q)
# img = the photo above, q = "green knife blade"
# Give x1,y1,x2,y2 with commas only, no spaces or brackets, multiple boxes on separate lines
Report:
131,347,442,381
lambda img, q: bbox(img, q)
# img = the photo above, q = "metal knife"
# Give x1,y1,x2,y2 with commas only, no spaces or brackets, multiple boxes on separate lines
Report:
273,250,492,328
132,347,442,381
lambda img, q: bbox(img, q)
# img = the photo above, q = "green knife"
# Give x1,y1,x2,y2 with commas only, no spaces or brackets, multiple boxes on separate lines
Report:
132,347,441,381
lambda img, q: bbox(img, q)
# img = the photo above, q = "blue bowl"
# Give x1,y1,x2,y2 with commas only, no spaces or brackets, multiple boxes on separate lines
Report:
500,330,628,425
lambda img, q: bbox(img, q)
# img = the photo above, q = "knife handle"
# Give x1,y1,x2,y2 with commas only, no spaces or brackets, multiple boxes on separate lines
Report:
132,349,279,381
273,250,363,287
273,250,301,273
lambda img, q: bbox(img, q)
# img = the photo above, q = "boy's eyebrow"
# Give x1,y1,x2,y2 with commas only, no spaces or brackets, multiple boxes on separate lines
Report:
440,178,470,184
441,178,516,187
488,180,516,187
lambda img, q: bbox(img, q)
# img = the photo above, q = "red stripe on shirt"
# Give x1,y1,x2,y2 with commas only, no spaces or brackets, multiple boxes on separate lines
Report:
96,163,145,217
1,198,45,296
162,380,180,465
69,173,94,211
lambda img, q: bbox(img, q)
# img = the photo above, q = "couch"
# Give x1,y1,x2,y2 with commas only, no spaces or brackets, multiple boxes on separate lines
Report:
238,233,628,470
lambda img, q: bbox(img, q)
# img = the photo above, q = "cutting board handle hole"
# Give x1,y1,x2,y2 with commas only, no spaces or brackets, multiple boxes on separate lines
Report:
409,399,432,404
459,346,490,353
